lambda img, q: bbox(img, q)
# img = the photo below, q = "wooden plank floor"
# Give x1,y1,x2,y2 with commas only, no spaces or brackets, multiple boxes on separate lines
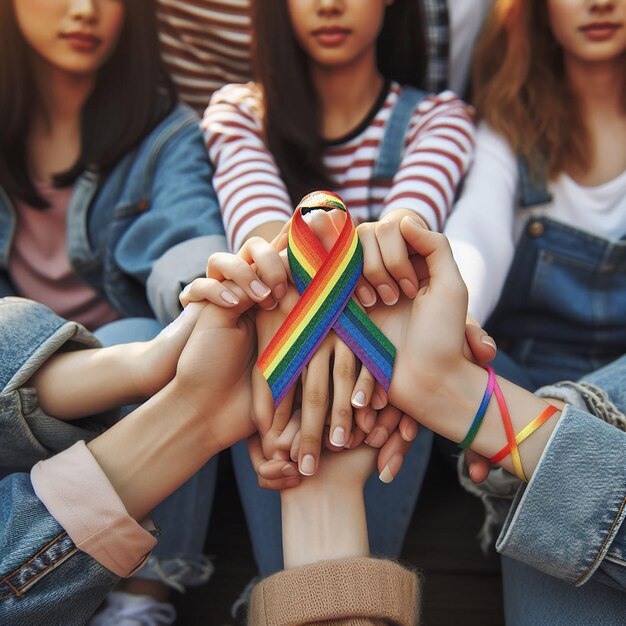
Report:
173,439,504,625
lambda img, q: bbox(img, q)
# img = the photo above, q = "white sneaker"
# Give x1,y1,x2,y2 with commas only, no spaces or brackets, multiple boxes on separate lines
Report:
89,591,177,626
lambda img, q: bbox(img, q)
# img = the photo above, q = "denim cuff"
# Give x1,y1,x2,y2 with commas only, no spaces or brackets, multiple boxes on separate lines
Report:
496,405,626,586
0,298,117,471
0,297,99,392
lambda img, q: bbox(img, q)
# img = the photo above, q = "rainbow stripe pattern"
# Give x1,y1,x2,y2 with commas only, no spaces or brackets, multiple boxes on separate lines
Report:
257,191,396,406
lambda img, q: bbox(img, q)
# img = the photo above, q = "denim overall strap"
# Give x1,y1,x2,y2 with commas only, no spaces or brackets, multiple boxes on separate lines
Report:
517,156,552,208
372,86,429,183
487,158,626,390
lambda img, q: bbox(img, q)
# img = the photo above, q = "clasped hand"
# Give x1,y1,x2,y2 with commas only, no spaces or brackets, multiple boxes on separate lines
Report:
179,211,496,488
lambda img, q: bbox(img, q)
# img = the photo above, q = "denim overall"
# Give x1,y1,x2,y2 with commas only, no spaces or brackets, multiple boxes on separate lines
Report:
489,160,626,626
488,158,626,391
230,87,437,577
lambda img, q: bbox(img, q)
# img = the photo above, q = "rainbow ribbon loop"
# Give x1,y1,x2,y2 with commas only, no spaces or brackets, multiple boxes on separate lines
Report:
257,191,396,406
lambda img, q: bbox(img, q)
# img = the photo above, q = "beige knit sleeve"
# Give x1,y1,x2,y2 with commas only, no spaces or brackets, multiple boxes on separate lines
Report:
248,557,421,625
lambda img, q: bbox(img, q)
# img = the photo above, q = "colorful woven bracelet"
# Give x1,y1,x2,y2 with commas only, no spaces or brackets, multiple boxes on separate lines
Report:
489,404,560,479
491,375,527,481
459,365,496,449
257,191,396,407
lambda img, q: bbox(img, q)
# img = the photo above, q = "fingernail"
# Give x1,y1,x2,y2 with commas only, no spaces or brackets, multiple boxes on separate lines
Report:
371,392,385,410
299,454,316,476
352,390,366,407
402,420,419,442
379,453,404,483
363,410,376,433
250,280,271,298
181,284,191,296
378,284,399,306
221,290,239,305
399,278,417,298
274,282,287,300
365,427,388,448
281,464,298,477
468,463,475,479
406,217,423,228
330,426,346,447
345,433,355,449
357,285,376,307
379,465,394,484
481,335,497,351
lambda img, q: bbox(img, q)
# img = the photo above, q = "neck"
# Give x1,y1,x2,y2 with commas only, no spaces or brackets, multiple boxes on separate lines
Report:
311,51,384,141
565,53,626,115
32,56,95,129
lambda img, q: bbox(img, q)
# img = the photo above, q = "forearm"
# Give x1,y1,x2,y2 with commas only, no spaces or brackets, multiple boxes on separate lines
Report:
281,482,369,569
28,343,148,420
394,359,562,479
87,380,220,521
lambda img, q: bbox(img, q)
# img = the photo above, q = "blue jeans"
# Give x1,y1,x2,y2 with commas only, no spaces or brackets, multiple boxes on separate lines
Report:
232,427,434,576
95,318,216,590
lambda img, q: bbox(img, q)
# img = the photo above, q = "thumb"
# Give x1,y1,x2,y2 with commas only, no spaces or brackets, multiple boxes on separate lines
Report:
399,218,463,289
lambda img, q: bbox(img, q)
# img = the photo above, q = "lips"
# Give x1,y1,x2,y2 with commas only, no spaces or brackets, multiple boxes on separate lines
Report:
311,26,351,47
579,22,623,41
60,31,102,51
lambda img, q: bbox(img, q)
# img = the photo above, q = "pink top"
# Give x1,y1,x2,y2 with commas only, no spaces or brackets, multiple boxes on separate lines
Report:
9,183,120,331
31,441,157,578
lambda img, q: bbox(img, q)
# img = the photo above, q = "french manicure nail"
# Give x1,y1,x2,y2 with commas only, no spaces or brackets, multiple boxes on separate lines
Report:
330,426,346,447
352,390,366,407
378,284,399,306
379,453,403,483
379,465,394,483
402,420,419,441
481,335,497,350
282,464,298,477
221,290,239,305
299,454,316,476
357,285,376,307
399,278,417,298
250,279,271,298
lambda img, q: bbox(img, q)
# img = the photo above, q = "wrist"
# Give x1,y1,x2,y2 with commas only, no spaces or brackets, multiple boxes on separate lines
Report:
397,357,561,478
281,480,368,568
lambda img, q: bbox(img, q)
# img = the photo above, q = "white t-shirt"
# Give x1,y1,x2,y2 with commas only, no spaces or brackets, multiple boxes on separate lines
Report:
445,122,626,325
447,0,495,95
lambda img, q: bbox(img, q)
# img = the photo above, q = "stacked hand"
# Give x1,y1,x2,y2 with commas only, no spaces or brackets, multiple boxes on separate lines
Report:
180,206,497,487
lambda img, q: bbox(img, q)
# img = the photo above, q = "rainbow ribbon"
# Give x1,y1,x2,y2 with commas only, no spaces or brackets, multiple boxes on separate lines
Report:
257,191,396,406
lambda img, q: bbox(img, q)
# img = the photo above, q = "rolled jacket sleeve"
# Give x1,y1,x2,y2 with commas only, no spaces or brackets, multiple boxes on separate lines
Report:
31,441,158,578
0,298,116,471
496,405,626,590
249,557,421,626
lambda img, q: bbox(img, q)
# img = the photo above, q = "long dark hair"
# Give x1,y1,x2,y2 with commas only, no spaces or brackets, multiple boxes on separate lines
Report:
252,0,426,205
0,0,177,209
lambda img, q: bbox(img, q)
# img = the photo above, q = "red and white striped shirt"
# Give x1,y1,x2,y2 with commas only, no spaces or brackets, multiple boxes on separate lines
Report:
157,0,252,113
202,81,475,251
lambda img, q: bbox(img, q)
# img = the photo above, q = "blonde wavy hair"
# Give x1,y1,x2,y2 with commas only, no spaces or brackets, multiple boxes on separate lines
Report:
473,0,591,178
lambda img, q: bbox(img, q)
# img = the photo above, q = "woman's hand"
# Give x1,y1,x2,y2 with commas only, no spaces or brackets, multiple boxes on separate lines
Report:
355,208,427,307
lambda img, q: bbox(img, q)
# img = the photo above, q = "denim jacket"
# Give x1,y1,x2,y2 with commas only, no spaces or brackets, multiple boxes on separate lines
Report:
0,298,120,625
459,355,626,593
0,104,227,325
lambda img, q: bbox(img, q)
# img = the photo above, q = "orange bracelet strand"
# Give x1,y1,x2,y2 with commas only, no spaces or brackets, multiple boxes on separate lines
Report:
490,404,560,481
